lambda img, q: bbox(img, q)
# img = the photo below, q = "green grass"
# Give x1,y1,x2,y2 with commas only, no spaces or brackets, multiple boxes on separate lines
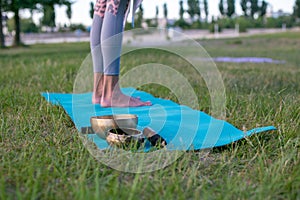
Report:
0,32,299,199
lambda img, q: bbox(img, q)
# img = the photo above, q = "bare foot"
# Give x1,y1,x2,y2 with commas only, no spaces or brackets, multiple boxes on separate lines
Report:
93,94,140,104
100,75,151,107
101,93,151,107
92,73,141,104
93,93,140,104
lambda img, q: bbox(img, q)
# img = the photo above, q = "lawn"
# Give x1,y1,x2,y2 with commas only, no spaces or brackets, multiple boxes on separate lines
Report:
0,31,299,199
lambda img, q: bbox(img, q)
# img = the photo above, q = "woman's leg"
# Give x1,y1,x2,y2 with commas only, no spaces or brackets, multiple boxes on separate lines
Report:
90,0,106,104
100,0,151,107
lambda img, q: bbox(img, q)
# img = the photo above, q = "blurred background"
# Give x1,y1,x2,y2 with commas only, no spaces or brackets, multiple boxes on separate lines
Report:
0,0,299,47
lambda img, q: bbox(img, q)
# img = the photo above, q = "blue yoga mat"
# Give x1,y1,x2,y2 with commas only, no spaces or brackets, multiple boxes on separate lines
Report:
41,88,276,150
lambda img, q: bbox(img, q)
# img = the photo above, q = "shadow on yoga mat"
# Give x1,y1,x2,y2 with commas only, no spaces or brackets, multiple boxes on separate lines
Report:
41,88,276,151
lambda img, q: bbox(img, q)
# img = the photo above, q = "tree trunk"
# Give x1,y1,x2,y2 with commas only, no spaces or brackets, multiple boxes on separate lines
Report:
0,2,5,48
13,8,21,46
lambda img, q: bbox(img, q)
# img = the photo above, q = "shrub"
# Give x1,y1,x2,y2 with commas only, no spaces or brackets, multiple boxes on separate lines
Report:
7,17,39,33
265,16,294,28
69,24,87,32
236,17,251,32
209,23,223,33
173,19,191,29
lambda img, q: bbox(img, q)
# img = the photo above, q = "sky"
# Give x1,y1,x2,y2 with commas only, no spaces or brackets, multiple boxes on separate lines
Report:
30,0,296,27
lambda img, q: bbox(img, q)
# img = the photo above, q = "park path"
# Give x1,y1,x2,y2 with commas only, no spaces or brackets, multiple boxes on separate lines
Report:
4,27,298,46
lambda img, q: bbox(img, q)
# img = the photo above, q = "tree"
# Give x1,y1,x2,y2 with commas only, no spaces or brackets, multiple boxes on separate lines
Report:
179,0,184,20
203,0,209,22
41,3,55,29
241,0,248,17
12,0,21,45
194,0,201,21
227,0,235,17
260,0,267,17
219,0,225,16
0,0,5,48
175,0,189,29
294,0,300,18
250,0,259,18
135,4,143,27
219,0,235,18
187,0,194,21
66,1,72,25
40,0,73,30
155,5,158,26
163,3,167,19
89,1,94,19
2,0,72,46
187,0,199,21
4,0,37,46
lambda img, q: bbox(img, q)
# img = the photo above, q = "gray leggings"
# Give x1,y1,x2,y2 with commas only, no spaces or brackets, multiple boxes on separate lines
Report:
90,0,129,75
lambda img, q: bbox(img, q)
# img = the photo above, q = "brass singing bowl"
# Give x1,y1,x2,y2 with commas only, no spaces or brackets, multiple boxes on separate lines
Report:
106,128,145,149
90,114,138,139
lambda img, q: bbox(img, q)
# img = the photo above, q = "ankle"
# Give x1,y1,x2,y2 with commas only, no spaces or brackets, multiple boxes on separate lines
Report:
102,75,120,99
93,73,104,102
